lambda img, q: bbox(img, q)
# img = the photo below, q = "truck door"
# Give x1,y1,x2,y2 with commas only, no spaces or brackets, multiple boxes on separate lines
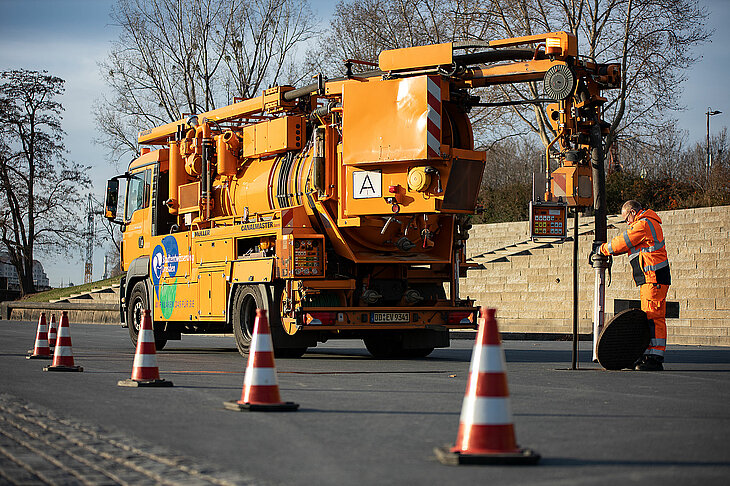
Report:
122,168,152,270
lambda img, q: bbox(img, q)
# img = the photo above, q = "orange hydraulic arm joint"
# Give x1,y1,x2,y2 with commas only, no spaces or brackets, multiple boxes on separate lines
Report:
458,32,577,88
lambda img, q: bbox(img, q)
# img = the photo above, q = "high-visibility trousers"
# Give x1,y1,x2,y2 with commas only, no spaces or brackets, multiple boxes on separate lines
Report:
640,283,669,359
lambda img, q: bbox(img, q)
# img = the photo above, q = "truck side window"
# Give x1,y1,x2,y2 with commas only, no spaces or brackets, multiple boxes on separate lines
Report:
125,169,151,220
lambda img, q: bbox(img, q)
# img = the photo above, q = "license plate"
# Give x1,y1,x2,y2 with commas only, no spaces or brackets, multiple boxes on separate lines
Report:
371,312,410,324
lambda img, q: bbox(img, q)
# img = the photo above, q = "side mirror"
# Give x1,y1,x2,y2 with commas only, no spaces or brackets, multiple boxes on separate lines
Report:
105,179,120,220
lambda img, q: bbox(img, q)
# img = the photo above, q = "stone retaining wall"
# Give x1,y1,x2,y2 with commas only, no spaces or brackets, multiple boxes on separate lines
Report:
462,205,730,346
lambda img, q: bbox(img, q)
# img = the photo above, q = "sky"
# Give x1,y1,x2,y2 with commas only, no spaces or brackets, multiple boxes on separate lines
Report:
0,0,728,288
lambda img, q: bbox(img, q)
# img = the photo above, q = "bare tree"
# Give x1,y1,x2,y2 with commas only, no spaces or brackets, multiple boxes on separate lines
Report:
0,70,91,295
325,0,709,153
96,0,317,162
226,0,318,98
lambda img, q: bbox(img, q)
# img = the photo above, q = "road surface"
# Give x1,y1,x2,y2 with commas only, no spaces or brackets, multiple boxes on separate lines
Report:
1,320,729,485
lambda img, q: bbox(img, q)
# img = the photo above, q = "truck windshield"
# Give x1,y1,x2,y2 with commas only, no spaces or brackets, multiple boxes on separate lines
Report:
124,169,151,220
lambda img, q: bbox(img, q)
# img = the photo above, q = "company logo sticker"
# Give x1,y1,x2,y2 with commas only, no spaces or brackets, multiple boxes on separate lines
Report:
151,235,182,319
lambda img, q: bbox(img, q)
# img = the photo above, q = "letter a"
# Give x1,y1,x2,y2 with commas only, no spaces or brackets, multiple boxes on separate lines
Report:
360,175,375,195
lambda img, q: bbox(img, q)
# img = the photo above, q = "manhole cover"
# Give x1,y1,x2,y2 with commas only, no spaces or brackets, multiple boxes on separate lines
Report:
597,308,651,370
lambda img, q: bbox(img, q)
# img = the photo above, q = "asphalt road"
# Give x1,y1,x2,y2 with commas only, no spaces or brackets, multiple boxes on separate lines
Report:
1,319,729,485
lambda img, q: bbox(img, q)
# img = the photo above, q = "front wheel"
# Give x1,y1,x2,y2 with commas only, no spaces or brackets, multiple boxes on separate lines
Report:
126,281,167,351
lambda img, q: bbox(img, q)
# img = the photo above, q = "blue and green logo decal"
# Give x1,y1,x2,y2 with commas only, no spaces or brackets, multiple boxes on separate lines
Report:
151,235,179,319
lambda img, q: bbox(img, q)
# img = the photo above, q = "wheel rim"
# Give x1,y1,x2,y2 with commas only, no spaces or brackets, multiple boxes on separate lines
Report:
240,294,257,340
132,299,144,334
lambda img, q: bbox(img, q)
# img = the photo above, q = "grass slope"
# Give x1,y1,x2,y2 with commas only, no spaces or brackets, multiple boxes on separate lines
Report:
20,275,123,303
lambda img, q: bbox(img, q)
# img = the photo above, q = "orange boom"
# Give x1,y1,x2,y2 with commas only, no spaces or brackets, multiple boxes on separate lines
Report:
105,32,619,358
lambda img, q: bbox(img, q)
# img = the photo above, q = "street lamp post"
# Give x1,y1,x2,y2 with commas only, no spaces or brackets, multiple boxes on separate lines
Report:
706,107,722,179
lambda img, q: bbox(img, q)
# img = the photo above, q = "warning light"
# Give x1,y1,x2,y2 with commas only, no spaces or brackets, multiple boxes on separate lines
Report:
546,37,562,55
447,311,475,325
305,312,337,326
388,185,398,194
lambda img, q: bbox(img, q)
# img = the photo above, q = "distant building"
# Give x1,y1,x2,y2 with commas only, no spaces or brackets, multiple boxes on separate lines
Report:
0,251,51,290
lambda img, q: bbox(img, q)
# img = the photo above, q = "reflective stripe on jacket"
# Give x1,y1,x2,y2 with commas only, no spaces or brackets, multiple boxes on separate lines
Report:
600,209,671,286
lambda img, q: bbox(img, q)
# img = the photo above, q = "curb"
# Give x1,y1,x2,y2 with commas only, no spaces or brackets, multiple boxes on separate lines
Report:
2,302,118,325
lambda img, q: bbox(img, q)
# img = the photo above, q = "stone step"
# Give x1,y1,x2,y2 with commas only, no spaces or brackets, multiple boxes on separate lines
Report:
88,289,120,302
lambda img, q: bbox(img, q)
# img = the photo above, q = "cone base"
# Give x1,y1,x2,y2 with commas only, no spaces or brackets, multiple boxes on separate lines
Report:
43,365,83,372
434,446,540,466
118,378,173,387
27,353,53,359
223,400,299,412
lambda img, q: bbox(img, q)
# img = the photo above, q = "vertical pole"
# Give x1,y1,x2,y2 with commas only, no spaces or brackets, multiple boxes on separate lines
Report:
572,209,579,369
592,263,606,361
707,109,711,180
590,121,608,362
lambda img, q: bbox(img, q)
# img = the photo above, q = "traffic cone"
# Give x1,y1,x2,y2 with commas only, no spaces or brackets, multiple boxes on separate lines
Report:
434,308,539,465
224,309,298,411
118,309,172,387
27,313,52,359
48,314,57,349
43,311,83,372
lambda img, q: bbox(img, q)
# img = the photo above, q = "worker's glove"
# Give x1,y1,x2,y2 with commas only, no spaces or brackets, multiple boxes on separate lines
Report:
588,242,605,267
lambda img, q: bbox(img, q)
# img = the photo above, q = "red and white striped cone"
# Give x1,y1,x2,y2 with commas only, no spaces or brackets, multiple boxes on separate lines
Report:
435,308,539,465
48,314,57,349
43,311,83,372
224,309,298,411
118,309,172,387
27,313,52,359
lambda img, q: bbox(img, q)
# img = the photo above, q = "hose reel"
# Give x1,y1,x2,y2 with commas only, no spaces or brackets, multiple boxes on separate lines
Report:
544,64,575,100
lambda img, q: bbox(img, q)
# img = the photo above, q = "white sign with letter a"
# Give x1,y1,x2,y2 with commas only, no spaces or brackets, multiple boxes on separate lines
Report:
352,170,382,199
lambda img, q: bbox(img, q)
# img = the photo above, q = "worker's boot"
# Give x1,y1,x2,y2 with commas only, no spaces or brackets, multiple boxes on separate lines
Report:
634,355,663,371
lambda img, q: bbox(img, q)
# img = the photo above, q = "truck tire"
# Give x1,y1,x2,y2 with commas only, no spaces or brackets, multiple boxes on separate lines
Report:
364,331,437,359
127,281,168,351
232,284,308,358
364,336,406,359
231,285,266,357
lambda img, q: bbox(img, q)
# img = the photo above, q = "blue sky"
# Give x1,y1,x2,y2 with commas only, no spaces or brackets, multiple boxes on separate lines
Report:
0,0,728,287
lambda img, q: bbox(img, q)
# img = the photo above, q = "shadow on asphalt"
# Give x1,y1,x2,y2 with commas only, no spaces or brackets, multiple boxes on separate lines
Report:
296,408,459,416
171,385,242,390
504,348,730,365
163,347,238,353
540,458,730,467
152,344,730,367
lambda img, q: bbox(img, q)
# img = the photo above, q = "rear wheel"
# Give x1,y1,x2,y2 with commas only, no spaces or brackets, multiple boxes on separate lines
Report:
231,284,308,358
231,285,262,357
126,281,167,351
364,335,406,359
364,338,434,359
363,330,440,359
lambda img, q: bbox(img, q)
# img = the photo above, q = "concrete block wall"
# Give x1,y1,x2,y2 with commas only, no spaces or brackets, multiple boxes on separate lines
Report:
461,205,730,346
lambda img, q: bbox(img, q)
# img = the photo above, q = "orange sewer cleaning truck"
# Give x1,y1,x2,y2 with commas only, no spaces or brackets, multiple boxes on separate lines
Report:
104,32,619,358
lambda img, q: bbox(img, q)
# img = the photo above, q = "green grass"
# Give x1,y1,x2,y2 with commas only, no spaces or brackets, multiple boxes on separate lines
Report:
20,275,124,302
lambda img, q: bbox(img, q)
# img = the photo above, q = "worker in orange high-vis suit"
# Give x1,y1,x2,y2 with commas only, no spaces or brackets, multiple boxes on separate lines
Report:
598,200,671,371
